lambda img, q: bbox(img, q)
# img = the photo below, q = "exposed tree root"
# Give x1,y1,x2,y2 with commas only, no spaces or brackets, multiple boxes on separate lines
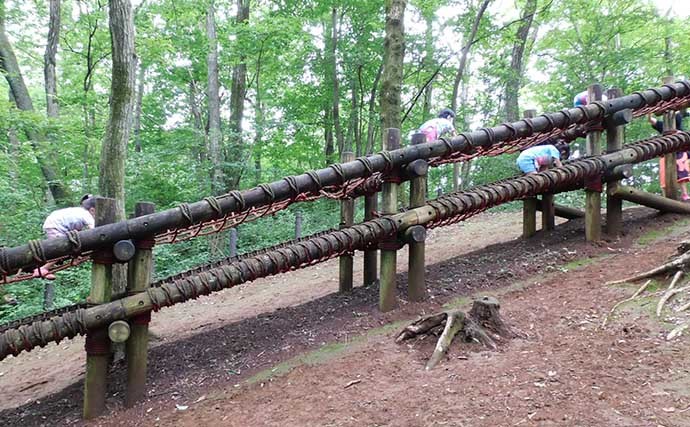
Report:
605,251,690,286
604,242,690,335
601,280,652,328
396,296,516,370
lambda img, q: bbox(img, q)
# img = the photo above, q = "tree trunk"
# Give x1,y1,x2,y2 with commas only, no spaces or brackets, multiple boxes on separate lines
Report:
325,7,344,157
253,44,264,185
44,0,60,118
0,0,68,204
227,0,250,190
99,0,136,299
206,1,224,194
365,63,383,155
381,0,406,130
421,12,433,119
188,77,206,162
503,0,537,122
324,104,334,164
133,59,145,152
451,0,490,113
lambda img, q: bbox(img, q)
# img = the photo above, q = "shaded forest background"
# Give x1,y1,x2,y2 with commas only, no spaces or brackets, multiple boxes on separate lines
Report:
0,0,688,320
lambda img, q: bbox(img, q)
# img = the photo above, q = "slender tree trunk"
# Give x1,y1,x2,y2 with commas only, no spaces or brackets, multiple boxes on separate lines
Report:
421,12,433,118
503,0,536,122
253,44,265,185
0,0,68,204
451,0,490,113
99,0,135,301
206,1,224,194
188,77,205,162
133,59,145,152
365,64,383,155
381,0,406,130
227,0,250,190
44,0,60,118
328,7,345,153
324,104,334,164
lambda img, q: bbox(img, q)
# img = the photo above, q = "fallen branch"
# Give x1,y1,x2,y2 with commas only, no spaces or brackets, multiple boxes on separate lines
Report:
601,280,651,328
657,284,690,317
667,322,690,340
605,251,690,286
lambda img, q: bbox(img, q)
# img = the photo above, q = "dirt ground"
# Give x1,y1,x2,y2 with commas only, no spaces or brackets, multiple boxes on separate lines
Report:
3,208,690,426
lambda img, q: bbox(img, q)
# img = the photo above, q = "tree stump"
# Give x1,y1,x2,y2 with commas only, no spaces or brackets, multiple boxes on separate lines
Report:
396,296,516,370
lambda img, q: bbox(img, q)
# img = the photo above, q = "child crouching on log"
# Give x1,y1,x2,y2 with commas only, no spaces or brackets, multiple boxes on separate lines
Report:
516,141,570,175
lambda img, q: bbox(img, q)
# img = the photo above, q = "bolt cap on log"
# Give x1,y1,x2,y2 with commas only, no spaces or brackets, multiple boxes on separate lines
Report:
113,239,136,262
108,320,131,343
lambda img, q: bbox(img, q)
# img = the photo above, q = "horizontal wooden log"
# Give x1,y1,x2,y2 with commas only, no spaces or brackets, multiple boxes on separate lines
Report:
2,82,689,275
610,186,690,214
536,203,585,219
5,132,690,360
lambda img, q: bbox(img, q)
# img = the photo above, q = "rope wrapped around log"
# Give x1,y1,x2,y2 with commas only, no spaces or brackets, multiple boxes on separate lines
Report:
2,132,690,360
1,81,689,279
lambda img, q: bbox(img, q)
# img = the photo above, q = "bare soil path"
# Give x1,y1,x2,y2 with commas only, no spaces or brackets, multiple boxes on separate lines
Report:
3,208,690,426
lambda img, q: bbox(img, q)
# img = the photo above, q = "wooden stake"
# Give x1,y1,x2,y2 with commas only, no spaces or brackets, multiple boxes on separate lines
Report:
125,202,155,408
606,88,625,236
339,151,355,293
522,109,537,238
379,128,400,312
662,76,680,200
585,83,603,241
541,194,555,230
408,133,427,302
84,197,116,419
363,193,378,286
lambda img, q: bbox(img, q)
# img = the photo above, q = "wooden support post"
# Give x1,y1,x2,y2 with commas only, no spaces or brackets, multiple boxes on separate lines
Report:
228,228,238,257
585,84,603,242
339,151,355,293
363,193,378,286
522,109,538,238
43,281,54,310
452,163,460,192
125,202,155,408
408,133,428,302
541,194,555,230
606,87,625,235
522,197,537,238
83,197,116,419
662,76,680,200
379,129,401,312
294,211,302,240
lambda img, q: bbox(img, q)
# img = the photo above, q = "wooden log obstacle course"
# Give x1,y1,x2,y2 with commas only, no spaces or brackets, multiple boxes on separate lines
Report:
1,81,690,418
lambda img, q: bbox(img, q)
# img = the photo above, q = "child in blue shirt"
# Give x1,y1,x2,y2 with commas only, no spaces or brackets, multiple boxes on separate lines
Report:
517,142,569,174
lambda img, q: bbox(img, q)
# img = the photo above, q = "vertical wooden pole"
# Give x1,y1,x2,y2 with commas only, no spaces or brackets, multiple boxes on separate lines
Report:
43,281,54,310
83,197,116,419
452,163,460,192
363,193,378,286
662,75,680,200
125,202,155,408
585,84,603,242
408,133,427,301
228,228,238,257
522,109,537,238
541,194,555,231
294,211,302,240
339,151,355,293
606,87,624,236
379,128,400,312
